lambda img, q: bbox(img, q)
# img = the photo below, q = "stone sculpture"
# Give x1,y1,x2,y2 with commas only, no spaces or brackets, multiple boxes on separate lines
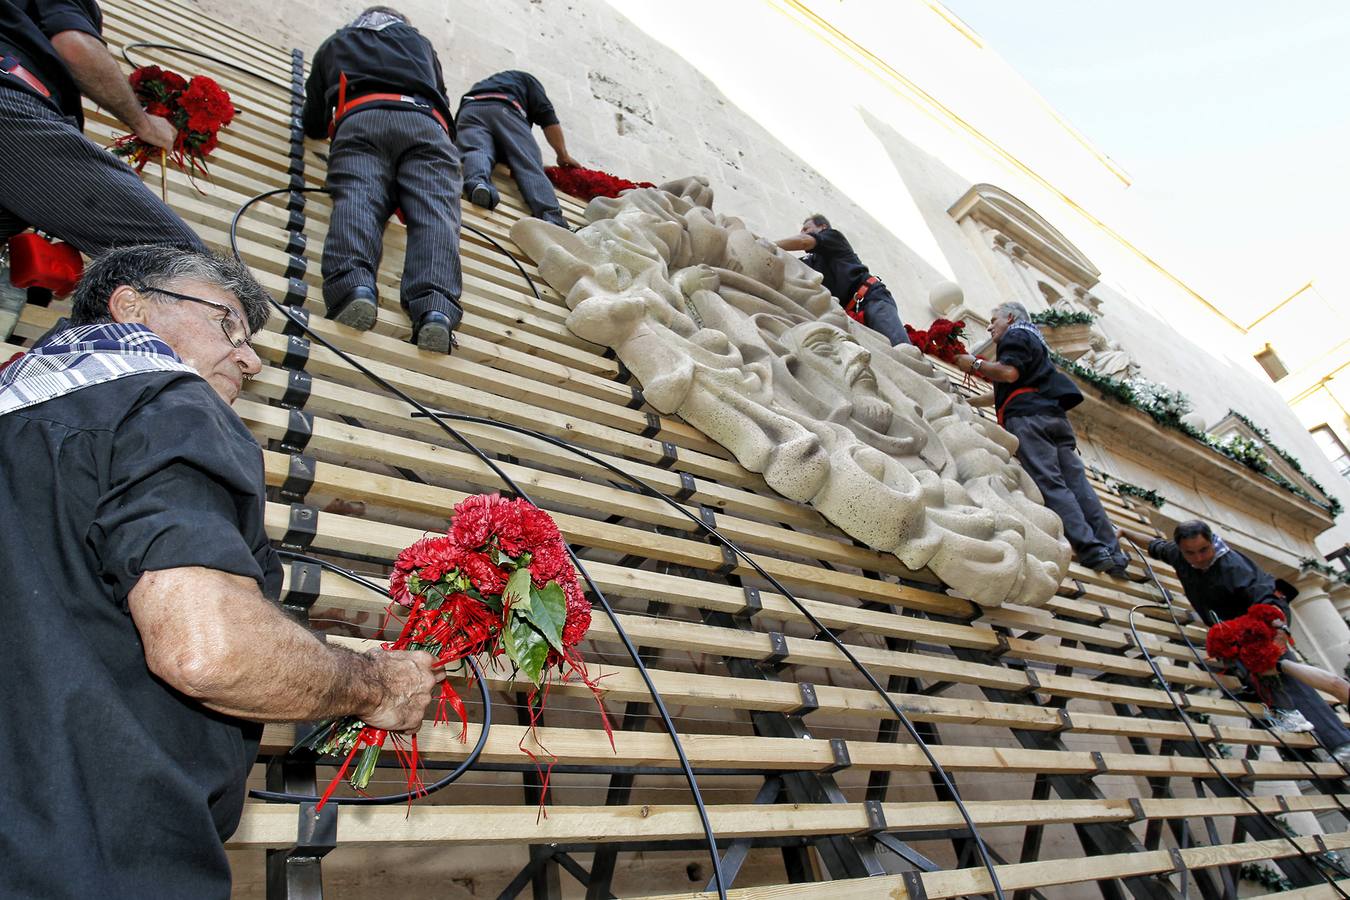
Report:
1079,332,1140,380
511,177,1070,607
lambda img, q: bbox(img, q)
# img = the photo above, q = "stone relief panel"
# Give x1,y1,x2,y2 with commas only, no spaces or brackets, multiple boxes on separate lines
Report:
511,177,1071,608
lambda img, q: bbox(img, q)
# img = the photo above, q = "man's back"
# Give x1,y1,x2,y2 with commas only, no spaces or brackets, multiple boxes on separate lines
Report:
302,19,450,138
1149,538,1280,624
461,70,559,129
0,0,102,122
0,371,276,898
801,227,870,304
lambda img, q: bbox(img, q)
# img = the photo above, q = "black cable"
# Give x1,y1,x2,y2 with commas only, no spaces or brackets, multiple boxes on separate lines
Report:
121,42,278,83
1121,538,1350,892
247,550,491,806
231,185,727,898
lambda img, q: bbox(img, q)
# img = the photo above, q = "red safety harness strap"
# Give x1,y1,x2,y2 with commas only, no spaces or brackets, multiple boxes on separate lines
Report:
997,386,1039,428
461,92,526,116
843,275,879,324
0,56,51,98
329,73,450,136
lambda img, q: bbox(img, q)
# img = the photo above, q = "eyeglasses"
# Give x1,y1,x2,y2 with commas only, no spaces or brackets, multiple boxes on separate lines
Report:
135,284,253,349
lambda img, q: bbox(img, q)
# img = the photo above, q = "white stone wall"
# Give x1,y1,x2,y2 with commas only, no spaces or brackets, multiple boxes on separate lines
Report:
186,0,1348,556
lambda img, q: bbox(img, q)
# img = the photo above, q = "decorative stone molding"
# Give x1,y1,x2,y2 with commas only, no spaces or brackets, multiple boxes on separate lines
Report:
1291,572,1350,673
948,183,1101,291
512,177,1071,608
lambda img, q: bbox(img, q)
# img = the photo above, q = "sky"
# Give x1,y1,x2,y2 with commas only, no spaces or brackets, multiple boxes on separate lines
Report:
941,0,1350,327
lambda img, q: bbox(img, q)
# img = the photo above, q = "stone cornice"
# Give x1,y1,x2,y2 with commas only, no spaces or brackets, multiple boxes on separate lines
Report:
1067,375,1335,534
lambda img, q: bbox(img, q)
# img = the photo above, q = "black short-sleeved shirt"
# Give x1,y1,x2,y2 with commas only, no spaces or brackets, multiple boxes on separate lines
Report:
460,69,559,128
802,228,872,306
994,328,1079,421
0,371,281,898
1148,539,1285,625
0,0,102,123
302,21,452,139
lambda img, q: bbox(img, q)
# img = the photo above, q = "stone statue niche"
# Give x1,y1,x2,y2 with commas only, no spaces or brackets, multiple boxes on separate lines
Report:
510,177,1071,608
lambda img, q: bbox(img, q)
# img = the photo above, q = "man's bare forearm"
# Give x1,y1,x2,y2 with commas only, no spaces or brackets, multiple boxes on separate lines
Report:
132,568,389,722
775,235,815,252
50,30,150,132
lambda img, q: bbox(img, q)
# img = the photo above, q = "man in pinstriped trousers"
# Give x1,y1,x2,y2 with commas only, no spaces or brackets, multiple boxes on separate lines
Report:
303,7,463,354
0,0,204,256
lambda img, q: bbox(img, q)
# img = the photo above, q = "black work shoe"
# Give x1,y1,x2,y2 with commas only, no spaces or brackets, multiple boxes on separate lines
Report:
412,310,453,354
329,285,378,331
467,182,499,210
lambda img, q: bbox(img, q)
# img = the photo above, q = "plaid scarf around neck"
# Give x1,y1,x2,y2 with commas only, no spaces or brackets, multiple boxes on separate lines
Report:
1006,319,1047,348
0,322,196,417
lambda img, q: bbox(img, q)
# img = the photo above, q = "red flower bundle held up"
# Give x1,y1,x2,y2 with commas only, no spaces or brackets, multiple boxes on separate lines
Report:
903,317,970,365
544,165,656,201
1205,603,1289,675
112,65,235,178
299,494,610,809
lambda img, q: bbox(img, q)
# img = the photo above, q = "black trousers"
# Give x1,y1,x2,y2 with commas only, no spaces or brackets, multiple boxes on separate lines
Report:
0,84,203,254
455,101,566,228
1004,412,1127,569
322,107,463,323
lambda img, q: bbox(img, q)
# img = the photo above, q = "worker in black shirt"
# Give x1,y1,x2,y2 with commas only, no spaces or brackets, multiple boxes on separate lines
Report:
0,0,203,254
954,301,1129,576
1149,520,1350,756
456,69,578,228
774,214,912,346
303,6,462,353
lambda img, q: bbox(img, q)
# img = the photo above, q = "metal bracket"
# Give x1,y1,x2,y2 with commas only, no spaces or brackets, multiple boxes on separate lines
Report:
734,586,761,621
898,870,928,900
282,306,311,337
1019,669,1042,696
1094,604,1112,626
614,361,633,385
823,738,851,774
1089,751,1107,776
279,454,316,503
1052,708,1074,733
281,334,311,371
656,441,678,469
789,682,819,717
283,275,308,306
294,801,338,857
761,631,789,668
1065,578,1086,599
282,559,321,621
988,632,1012,659
1127,796,1146,823
275,408,314,454
284,231,308,257
280,368,312,410
861,799,887,835
626,388,645,410
673,471,697,502
1275,795,1291,813
1168,846,1187,877
641,412,661,438
280,503,318,551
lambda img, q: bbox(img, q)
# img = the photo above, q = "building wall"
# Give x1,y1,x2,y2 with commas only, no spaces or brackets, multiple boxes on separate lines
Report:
186,0,1347,551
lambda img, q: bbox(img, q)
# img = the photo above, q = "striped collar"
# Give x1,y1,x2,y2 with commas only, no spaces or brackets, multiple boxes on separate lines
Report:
0,322,196,417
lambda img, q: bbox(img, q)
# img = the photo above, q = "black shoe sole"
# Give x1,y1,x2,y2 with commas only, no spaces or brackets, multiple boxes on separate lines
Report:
469,184,496,209
333,295,377,332
415,319,451,354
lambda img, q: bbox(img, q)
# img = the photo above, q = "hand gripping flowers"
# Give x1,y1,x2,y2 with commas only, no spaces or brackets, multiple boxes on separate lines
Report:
301,494,608,807
113,65,236,177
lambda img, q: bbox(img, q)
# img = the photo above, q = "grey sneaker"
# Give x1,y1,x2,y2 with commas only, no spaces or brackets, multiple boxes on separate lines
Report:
468,182,499,210
1332,743,1350,766
1268,708,1315,733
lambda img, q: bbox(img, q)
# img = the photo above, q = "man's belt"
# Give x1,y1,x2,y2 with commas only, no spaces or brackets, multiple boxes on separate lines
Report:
460,92,526,117
329,75,449,137
997,386,1039,427
0,56,51,98
842,275,879,324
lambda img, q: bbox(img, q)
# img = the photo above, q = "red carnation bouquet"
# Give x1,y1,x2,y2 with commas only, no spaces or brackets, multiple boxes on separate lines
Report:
904,318,971,365
1205,603,1289,675
300,494,609,808
545,165,656,201
112,65,235,177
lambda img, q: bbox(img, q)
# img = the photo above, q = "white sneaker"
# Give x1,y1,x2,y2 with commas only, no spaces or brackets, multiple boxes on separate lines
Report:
1268,708,1316,733
1332,742,1350,766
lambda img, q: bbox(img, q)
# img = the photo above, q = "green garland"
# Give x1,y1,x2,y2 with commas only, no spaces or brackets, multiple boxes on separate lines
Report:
1300,557,1350,587
1030,309,1096,328
1086,465,1168,508
1054,353,1342,518
1239,862,1292,892
1228,410,1341,515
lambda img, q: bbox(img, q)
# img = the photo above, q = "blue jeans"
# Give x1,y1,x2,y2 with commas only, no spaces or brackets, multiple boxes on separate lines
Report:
857,281,911,346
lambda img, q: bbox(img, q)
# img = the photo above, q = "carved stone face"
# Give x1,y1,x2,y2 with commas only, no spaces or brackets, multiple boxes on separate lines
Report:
786,322,893,434
509,177,1071,608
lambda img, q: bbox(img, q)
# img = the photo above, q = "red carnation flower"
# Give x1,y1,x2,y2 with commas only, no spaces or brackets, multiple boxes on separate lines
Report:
561,578,591,647
461,550,508,595
519,503,562,548
528,541,570,585
490,498,527,557
452,494,496,548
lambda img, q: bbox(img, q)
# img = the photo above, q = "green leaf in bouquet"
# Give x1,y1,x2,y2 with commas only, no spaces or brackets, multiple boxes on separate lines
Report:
502,566,533,614
502,611,550,685
521,582,566,654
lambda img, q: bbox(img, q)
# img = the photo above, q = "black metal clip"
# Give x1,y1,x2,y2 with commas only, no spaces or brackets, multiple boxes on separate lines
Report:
279,454,316,503
789,682,819,717
823,738,851,774
280,503,318,551
280,368,312,411
282,559,321,622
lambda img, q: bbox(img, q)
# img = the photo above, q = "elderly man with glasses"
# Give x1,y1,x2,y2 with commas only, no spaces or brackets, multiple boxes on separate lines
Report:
0,244,443,897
